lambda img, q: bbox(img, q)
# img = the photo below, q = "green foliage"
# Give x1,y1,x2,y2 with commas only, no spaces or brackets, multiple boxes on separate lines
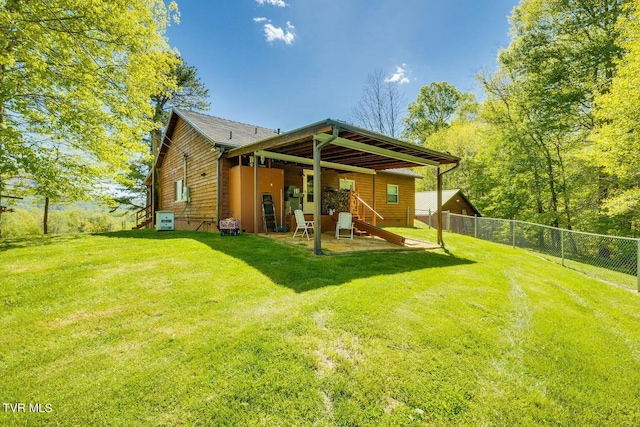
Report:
0,205,133,237
591,0,640,235
2,230,640,425
403,82,476,143
474,0,629,230
0,0,179,201
116,56,211,212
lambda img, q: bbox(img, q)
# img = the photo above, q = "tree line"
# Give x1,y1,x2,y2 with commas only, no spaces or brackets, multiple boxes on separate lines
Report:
353,0,639,238
0,0,209,237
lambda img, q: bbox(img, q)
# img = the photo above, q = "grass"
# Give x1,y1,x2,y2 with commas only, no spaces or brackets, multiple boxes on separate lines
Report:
1,228,640,426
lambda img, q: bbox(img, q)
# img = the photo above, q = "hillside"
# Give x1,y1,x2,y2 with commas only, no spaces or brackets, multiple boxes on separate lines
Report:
2,229,640,426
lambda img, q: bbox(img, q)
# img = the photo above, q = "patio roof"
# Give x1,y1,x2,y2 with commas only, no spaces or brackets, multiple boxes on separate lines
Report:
226,118,460,171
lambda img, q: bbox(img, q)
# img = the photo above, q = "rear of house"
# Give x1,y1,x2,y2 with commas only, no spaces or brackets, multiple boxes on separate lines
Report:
146,108,460,249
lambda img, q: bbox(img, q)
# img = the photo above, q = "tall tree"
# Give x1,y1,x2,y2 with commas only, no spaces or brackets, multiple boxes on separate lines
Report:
592,0,640,235
351,68,406,138
114,56,211,211
480,0,628,229
0,0,179,220
151,55,210,128
402,81,476,144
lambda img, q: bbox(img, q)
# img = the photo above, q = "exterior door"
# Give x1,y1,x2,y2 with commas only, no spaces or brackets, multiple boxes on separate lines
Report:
302,169,315,214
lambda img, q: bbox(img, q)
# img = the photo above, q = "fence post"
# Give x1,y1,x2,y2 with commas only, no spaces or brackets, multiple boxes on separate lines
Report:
637,239,640,292
511,220,515,248
561,230,565,267
428,209,432,229
474,215,478,239
446,211,451,232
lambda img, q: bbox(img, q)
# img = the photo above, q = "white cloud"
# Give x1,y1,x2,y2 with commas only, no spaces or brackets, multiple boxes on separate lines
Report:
385,65,410,85
263,21,295,45
256,0,288,7
253,17,268,23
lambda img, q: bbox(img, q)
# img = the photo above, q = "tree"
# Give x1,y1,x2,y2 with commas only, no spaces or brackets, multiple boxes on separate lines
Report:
479,0,628,230
351,68,406,138
151,55,210,127
114,56,211,212
592,0,640,235
402,82,476,143
0,0,179,222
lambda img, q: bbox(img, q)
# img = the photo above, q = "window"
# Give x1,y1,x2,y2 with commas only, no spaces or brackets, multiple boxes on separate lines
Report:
387,184,399,204
174,180,185,202
339,179,355,191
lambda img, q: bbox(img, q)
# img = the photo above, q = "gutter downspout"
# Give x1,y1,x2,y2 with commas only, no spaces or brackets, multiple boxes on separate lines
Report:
216,147,225,227
311,124,340,255
437,162,460,247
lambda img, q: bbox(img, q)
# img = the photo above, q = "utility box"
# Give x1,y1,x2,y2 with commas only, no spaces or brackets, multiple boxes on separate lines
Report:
156,211,175,231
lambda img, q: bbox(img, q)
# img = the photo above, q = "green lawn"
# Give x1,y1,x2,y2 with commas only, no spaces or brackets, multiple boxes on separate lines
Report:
2,229,640,426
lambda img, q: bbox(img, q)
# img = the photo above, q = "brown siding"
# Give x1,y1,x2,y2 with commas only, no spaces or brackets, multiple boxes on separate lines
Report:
228,165,284,233
157,117,218,231
374,173,415,226
443,197,477,216
278,165,416,226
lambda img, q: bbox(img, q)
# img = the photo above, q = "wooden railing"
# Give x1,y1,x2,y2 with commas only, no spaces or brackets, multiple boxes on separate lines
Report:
134,204,153,229
350,190,383,226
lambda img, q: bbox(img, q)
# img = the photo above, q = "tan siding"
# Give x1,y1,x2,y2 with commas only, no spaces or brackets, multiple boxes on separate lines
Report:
157,117,218,231
374,173,415,226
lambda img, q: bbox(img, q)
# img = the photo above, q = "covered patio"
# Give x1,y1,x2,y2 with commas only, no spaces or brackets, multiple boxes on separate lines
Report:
226,119,460,254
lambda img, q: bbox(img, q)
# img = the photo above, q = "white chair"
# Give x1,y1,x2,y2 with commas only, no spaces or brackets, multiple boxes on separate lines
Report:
335,212,354,240
293,209,314,240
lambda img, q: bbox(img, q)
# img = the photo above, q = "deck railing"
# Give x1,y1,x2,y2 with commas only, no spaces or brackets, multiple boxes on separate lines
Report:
350,190,383,226
134,204,153,229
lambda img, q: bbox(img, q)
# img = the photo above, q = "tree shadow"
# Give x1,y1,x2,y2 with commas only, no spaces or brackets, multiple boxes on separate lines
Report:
101,230,475,293
0,233,85,252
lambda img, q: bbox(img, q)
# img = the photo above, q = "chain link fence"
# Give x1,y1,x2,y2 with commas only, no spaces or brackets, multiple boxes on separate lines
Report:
416,209,640,291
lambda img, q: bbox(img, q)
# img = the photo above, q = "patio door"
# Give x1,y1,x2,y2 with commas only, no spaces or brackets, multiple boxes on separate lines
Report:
302,169,315,214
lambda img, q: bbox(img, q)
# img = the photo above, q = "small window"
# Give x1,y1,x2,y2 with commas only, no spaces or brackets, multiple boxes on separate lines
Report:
174,180,184,202
387,184,399,204
339,179,355,191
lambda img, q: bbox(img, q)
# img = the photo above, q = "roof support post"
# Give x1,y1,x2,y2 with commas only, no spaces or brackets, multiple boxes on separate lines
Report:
254,152,259,235
437,167,443,246
312,126,339,255
436,162,460,247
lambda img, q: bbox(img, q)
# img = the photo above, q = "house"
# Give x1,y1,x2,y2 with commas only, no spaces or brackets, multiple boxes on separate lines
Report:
144,108,460,253
415,189,480,227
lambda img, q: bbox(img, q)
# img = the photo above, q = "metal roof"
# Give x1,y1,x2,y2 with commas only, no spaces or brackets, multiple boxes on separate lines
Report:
173,108,278,147
227,118,460,170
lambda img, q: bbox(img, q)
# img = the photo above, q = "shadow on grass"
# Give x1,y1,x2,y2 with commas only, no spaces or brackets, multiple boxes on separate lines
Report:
99,230,475,293
0,233,86,251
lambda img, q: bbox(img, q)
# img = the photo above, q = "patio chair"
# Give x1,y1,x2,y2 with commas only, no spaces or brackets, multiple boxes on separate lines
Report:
335,212,354,240
293,209,314,240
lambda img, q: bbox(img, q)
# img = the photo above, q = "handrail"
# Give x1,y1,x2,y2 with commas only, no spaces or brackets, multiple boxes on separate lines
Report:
348,189,383,226
135,204,152,227
354,194,383,220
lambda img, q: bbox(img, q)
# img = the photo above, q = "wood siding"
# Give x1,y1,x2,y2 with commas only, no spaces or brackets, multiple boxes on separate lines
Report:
157,117,218,231
279,164,415,226
374,173,415,226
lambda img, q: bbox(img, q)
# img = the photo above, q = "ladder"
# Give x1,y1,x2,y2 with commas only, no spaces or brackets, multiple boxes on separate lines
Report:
261,193,277,234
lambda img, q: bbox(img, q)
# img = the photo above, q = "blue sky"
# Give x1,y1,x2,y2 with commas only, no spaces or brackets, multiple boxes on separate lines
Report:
166,0,518,131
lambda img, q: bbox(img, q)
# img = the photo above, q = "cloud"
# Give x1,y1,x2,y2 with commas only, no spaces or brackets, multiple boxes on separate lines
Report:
263,21,296,45
256,0,288,7
385,65,410,85
253,17,268,23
